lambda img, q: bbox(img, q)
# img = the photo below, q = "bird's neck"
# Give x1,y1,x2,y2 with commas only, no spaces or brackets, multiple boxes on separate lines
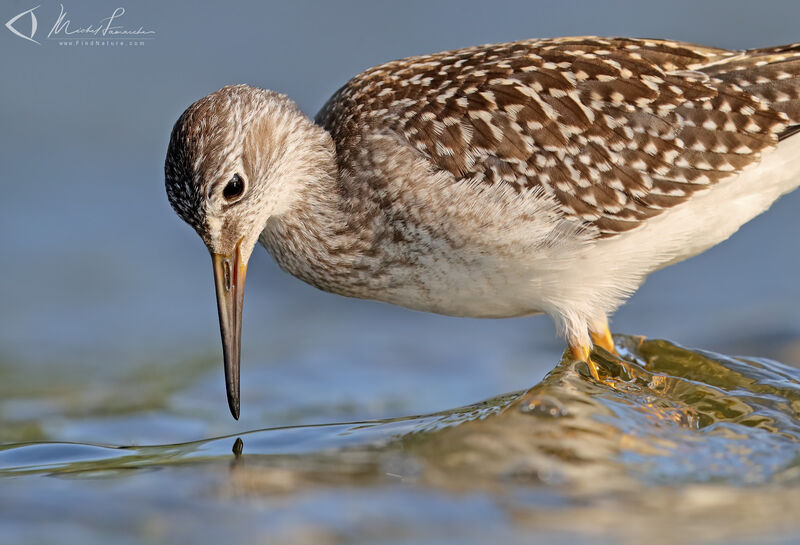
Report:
258,125,379,297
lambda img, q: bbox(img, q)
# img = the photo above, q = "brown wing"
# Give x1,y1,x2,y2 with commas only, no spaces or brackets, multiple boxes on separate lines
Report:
317,37,797,237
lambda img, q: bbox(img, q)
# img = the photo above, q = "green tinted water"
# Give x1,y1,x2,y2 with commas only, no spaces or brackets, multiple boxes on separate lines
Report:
2,336,799,545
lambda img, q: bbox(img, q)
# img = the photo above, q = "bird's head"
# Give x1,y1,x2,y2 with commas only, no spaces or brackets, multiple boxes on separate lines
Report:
164,84,335,418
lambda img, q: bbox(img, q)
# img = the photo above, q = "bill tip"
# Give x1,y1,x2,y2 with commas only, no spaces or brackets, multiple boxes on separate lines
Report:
229,398,240,420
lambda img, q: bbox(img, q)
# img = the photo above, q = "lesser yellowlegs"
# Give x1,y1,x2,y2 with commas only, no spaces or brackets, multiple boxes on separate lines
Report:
165,37,800,418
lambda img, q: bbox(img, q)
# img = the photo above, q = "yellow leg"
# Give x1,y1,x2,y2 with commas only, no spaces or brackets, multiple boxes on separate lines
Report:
590,324,617,355
570,343,600,380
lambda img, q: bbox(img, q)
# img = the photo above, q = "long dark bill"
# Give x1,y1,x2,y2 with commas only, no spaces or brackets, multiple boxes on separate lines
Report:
212,238,247,420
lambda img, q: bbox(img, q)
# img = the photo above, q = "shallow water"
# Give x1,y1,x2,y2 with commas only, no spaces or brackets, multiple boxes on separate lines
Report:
2,336,799,545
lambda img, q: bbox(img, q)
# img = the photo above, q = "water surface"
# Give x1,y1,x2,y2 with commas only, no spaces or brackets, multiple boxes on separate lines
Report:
2,337,799,545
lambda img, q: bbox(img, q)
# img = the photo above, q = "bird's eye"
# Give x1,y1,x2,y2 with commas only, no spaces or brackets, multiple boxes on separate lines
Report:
223,173,245,201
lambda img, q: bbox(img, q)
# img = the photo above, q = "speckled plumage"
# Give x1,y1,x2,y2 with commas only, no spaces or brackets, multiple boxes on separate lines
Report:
165,35,800,367
317,37,800,236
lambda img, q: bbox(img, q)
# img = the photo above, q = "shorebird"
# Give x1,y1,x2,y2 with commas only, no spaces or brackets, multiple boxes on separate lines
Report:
165,37,800,418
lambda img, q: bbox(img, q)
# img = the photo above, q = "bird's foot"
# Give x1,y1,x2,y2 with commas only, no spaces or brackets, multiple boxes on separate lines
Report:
570,343,601,380
570,328,632,382
592,326,633,377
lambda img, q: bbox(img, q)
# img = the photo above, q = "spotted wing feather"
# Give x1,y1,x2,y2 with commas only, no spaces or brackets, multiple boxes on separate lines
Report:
317,37,795,237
